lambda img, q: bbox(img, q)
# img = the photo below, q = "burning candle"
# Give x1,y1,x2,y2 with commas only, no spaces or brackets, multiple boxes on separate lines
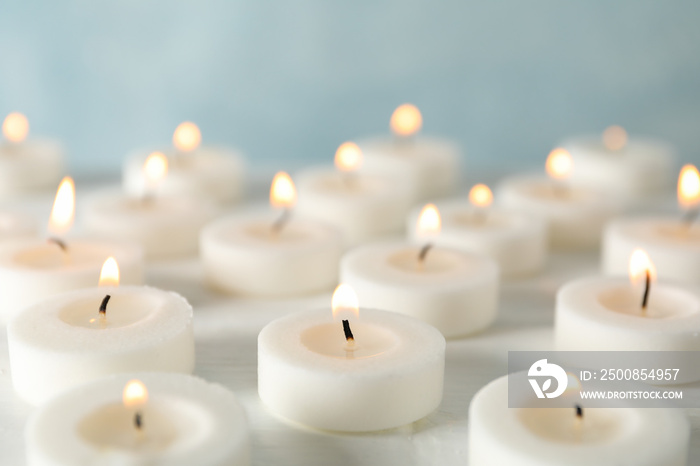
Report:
561,125,676,197
603,164,700,284
122,121,247,204
25,373,250,465
7,258,195,405
257,284,445,431
0,112,64,197
357,104,461,201
0,178,144,322
84,152,218,259
295,141,415,246
341,204,499,337
555,249,700,351
406,184,548,276
468,373,689,465
200,172,343,297
499,148,623,250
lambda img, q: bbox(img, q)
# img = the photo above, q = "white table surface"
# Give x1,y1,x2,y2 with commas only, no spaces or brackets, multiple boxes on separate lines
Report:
0,182,699,465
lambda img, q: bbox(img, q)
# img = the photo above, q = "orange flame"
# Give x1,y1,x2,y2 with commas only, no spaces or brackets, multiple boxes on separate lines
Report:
678,164,700,209
332,283,359,320
123,380,148,408
270,172,297,208
334,142,363,172
469,184,493,208
416,203,441,236
173,121,201,152
143,151,168,187
48,177,75,236
545,148,573,180
602,125,628,151
390,104,422,137
2,113,29,143
628,249,657,285
99,257,120,287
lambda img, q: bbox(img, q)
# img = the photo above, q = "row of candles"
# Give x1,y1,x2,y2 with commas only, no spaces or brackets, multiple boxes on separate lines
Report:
0,105,698,465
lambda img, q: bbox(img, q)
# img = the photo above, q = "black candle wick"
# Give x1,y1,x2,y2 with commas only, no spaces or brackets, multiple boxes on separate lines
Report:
99,295,111,316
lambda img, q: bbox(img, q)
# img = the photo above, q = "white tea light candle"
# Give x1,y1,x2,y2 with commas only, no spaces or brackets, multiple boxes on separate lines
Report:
358,104,461,201
468,374,689,466
123,121,246,204
85,152,218,259
0,112,64,197
556,250,700,351
0,177,144,322
499,148,623,250
8,258,195,405
295,141,415,246
0,210,36,240
25,373,249,466
201,172,343,297
563,126,676,197
342,204,499,338
258,285,445,432
407,184,547,276
603,164,700,283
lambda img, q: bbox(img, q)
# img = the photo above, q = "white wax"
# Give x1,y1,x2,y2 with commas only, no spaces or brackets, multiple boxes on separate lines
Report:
0,210,37,240
258,308,445,432
555,277,700,351
0,140,64,197
406,200,548,276
357,136,461,200
123,146,246,204
295,167,415,246
468,374,689,466
498,174,624,250
340,241,499,338
603,216,700,284
26,373,249,466
8,286,195,405
563,136,676,196
82,191,218,259
0,238,144,322
200,211,343,297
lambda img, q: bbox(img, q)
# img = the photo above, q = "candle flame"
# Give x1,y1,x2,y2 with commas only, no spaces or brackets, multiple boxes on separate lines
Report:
48,177,75,236
334,142,363,172
417,203,441,237
678,164,700,209
270,172,297,208
628,249,657,285
390,104,422,137
602,125,628,151
99,257,120,287
469,184,493,208
332,283,359,320
545,148,573,180
123,380,148,408
173,121,201,152
2,112,29,143
143,151,169,186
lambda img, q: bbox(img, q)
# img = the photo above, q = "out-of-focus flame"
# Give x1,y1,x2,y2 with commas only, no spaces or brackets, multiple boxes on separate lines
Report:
602,125,628,151
334,142,363,172
99,257,120,287
143,152,169,187
48,177,75,236
331,283,359,320
628,249,657,285
2,113,29,143
469,184,493,208
123,380,148,408
678,164,700,209
416,203,441,236
545,148,573,180
390,104,422,137
270,172,297,208
173,121,201,152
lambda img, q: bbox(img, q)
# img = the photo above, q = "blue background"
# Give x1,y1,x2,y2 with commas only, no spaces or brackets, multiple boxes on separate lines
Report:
1,0,700,178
